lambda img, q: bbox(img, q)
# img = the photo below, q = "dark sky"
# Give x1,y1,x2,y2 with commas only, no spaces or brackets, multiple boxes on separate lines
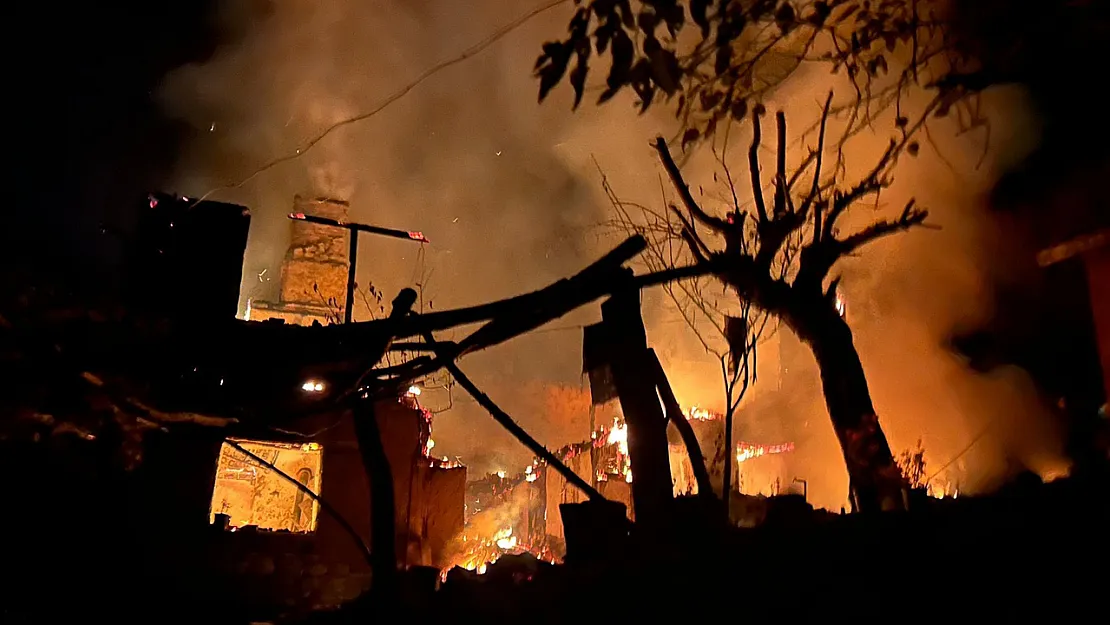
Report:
9,1,221,282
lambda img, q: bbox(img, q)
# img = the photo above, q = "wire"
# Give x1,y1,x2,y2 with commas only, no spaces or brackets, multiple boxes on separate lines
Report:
223,439,373,567
926,420,995,484
191,0,571,205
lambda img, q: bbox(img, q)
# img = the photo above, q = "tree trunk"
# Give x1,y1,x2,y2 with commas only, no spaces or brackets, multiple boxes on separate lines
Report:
796,312,907,512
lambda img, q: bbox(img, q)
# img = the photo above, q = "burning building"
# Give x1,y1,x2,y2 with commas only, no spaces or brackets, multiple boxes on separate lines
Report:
78,192,468,615
444,407,795,574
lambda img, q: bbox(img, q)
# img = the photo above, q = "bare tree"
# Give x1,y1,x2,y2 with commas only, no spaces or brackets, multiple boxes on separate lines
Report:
598,155,773,512
605,92,932,512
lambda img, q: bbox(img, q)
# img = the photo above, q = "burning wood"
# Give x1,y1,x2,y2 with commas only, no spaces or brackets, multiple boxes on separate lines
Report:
439,405,795,578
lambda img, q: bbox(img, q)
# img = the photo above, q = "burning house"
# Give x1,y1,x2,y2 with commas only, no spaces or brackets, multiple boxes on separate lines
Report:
10,191,470,618
445,407,796,574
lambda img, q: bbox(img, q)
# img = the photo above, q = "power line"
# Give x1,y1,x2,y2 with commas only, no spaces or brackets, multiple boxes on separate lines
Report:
192,0,571,205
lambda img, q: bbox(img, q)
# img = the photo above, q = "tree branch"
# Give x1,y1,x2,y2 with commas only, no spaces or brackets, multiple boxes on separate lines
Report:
837,199,931,255
774,111,788,216
748,109,769,224
801,91,834,231
653,137,730,233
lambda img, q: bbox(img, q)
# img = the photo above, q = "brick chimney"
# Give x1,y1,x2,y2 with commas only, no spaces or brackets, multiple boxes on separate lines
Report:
279,195,351,309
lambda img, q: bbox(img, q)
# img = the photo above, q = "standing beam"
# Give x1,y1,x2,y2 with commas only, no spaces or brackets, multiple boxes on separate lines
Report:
345,229,359,324
600,281,674,533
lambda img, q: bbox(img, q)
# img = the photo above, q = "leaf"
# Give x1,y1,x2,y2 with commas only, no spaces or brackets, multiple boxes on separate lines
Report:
699,90,722,111
681,128,700,151
600,30,634,101
895,116,908,128
907,141,920,156
535,41,563,70
714,46,733,76
570,48,590,109
648,47,682,95
691,0,711,36
725,315,749,375
808,1,832,25
617,0,635,28
730,98,748,120
774,3,797,33
537,43,573,103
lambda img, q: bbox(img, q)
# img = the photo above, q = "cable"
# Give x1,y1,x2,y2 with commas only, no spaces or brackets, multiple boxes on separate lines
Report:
926,420,995,484
191,0,571,205
223,439,373,567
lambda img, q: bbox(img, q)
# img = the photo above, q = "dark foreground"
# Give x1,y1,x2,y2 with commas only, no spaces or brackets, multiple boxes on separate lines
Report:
3,437,1107,624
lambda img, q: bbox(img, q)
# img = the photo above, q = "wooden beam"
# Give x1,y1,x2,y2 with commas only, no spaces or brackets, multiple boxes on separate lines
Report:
1037,229,1109,267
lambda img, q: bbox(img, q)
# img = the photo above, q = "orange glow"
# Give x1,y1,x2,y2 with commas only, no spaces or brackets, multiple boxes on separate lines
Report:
209,438,323,532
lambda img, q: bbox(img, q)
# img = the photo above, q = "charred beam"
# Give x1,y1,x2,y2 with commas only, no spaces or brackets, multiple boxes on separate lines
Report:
422,331,606,502
650,350,715,499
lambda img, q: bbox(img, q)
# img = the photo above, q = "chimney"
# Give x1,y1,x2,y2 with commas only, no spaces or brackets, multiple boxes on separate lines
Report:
279,195,351,309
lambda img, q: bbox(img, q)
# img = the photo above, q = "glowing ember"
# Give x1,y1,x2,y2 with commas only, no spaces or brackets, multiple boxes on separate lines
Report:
407,385,422,396
301,380,325,392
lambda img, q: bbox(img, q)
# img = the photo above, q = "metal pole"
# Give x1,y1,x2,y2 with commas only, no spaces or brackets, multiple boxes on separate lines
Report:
345,228,358,324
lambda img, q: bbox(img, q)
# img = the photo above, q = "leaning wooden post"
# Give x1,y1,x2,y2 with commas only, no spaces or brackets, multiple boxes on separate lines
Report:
649,349,715,500
600,276,674,534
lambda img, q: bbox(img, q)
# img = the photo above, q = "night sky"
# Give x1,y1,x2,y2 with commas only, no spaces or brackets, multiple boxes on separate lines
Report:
9,2,221,282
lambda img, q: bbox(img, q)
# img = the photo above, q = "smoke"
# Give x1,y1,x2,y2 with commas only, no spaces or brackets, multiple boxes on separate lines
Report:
159,0,1068,507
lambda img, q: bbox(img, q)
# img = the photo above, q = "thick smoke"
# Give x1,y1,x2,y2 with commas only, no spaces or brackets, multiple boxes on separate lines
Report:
160,0,1066,509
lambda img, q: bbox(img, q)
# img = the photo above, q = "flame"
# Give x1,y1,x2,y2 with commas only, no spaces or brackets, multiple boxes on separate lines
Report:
835,292,847,317
606,419,628,454
736,441,795,464
440,402,796,582
684,405,717,421
440,525,553,582
927,481,959,499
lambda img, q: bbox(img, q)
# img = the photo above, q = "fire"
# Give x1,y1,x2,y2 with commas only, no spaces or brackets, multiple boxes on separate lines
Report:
439,402,795,580
406,392,464,470
736,441,795,464
684,405,717,421
440,525,557,582
927,481,959,499
602,418,632,482
606,419,628,453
